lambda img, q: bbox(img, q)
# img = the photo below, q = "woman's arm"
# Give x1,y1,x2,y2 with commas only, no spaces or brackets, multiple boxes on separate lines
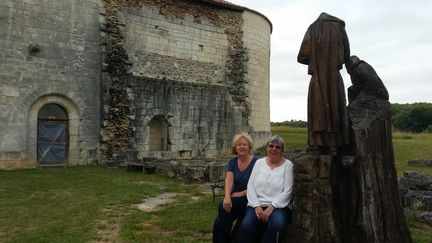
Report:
223,171,234,212
246,159,262,208
224,171,234,197
231,189,246,197
271,161,294,208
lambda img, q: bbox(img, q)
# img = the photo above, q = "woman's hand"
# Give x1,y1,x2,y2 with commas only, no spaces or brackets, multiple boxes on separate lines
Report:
223,197,232,212
254,206,264,221
261,205,275,223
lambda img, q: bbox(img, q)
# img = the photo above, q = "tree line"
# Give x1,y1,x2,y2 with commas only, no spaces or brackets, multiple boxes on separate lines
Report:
271,120,307,128
272,103,432,133
391,102,432,133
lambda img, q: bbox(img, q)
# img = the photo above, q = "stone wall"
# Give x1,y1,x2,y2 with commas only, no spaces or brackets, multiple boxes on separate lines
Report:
0,0,271,169
122,5,229,84
100,0,272,162
133,158,228,183
399,171,432,223
408,159,432,167
132,78,240,159
0,0,101,169
242,10,271,147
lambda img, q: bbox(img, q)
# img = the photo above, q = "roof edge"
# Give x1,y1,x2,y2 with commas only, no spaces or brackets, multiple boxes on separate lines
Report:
242,7,273,33
193,0,273,33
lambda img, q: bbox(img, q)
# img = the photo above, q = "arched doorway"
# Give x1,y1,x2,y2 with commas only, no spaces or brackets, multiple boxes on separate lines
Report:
148,115,169,151
37,104,68,166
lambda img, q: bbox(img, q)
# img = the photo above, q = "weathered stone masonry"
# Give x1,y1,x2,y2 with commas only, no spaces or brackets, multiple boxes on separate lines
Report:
99,0,271,162
0,0,101,169
133,78,238,159
0,0,271,169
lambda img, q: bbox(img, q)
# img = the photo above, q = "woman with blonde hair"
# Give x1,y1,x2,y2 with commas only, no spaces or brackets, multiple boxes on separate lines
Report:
236,135,294,243
212,133,259,243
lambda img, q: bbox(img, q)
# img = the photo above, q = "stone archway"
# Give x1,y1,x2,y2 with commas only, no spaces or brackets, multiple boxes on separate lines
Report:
27,95,80,167
37,103,69,166
148,115,169,151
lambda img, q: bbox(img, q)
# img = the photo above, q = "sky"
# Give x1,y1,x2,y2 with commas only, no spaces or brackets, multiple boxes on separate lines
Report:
228,0,432,122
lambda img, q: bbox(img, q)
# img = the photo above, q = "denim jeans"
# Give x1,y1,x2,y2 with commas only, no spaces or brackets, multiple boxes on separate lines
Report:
212,196,248,243
235,206,292,243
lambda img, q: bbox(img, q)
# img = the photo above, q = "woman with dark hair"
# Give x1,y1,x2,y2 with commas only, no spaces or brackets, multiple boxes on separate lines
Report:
236,135,294,243
212,133,259,243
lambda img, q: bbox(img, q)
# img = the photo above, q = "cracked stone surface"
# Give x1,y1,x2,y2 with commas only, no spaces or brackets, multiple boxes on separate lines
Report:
136,192,178,212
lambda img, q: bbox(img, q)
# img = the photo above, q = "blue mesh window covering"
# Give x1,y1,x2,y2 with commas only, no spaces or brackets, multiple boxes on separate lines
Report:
37,121,67,165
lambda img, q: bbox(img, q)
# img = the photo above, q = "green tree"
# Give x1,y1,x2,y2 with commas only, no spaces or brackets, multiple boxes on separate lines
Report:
425,124,432,133
392,103,432,133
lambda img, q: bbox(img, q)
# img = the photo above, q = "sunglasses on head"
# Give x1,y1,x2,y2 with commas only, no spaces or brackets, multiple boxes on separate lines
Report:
267,144,281,150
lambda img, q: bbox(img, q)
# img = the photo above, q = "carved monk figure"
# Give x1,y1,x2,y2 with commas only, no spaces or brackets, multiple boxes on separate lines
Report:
345,55,389,103
342,56,412,243
297,12,350,153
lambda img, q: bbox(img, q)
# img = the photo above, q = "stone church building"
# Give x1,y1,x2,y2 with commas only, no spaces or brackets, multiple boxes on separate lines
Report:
0,0,272,169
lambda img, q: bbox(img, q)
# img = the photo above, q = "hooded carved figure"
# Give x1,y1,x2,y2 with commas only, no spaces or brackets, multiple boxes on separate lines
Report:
346,55,389,103
297,12,350,152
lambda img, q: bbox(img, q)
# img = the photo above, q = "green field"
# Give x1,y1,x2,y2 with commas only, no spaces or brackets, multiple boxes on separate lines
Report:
271,126,432,176
0,127,431,242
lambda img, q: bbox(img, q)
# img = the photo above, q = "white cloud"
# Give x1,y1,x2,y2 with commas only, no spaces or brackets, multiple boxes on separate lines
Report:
230,0,432,121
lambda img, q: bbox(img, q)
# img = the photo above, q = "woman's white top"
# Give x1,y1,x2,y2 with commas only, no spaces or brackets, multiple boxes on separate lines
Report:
246,157,294,209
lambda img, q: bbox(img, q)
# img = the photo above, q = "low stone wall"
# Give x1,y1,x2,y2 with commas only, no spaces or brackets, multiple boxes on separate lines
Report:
399,171,432,223
130,159,228,183
131,151,304,184
408,159,432,167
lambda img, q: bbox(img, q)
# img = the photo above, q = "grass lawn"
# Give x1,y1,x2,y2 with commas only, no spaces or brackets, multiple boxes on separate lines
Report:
0,126,431,242
0,166,216,242
392,131,432,177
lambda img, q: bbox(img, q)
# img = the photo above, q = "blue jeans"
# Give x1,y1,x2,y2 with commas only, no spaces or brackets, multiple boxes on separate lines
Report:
236,206,292,243
212,196,248,243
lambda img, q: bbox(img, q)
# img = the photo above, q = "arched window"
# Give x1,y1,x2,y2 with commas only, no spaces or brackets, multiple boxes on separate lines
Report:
37,104,68,166
148,115,169,151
